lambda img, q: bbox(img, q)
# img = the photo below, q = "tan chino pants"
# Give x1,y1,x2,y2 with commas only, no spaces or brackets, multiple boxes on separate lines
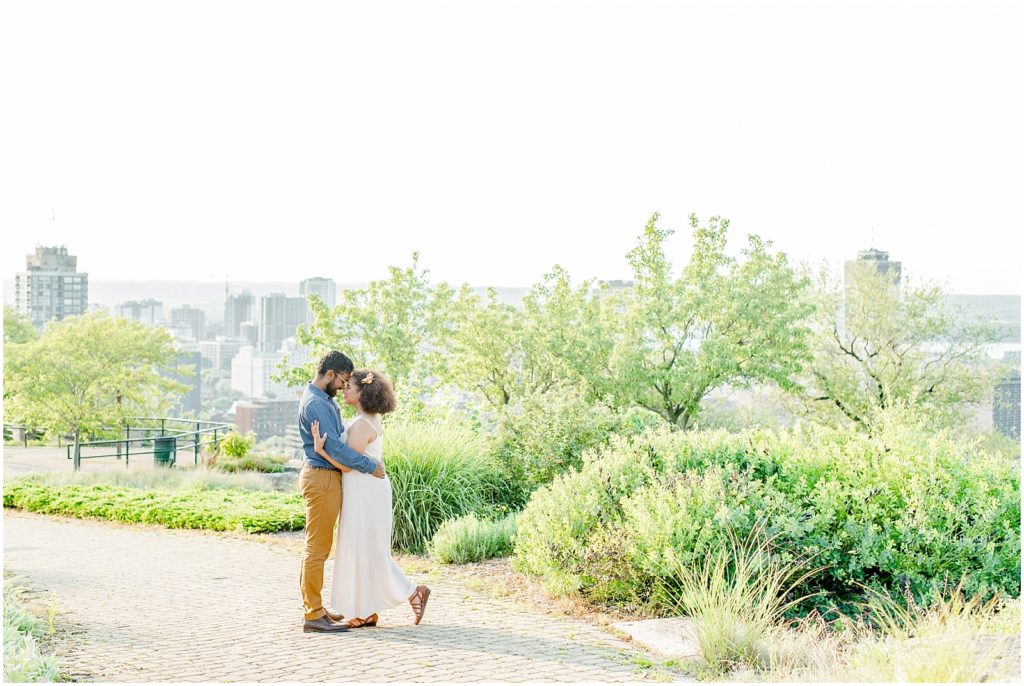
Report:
299,467,342,620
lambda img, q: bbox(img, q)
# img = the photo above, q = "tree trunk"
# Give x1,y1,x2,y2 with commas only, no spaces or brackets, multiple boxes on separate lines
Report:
73,429,81,472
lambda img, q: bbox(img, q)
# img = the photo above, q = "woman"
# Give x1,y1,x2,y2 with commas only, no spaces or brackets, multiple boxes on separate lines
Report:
311,368,430,628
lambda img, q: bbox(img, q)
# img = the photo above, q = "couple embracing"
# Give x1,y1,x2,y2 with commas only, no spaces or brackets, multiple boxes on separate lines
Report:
298,350,430,633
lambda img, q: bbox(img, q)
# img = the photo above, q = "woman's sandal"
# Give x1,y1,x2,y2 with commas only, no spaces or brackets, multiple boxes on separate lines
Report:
410,585,431,625
346,613,378,629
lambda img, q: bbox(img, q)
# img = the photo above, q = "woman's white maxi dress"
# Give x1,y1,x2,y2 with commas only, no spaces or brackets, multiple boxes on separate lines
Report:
331,416,416,619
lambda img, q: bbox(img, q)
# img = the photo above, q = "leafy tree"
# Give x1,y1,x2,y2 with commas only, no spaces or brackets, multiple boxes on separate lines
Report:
3,306,37,344
3,312,186,468
444,269,614,411
277,253,454,403
519,266,614,400
606,213,813,427
445,286,524,408
799,262,1001,432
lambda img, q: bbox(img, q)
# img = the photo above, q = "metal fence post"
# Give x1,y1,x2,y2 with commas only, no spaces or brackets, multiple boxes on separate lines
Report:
161,418,166,436
195,421,200,465
125,424,131,468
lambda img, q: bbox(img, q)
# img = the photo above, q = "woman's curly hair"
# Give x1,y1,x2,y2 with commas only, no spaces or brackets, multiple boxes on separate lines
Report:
351,368,397,415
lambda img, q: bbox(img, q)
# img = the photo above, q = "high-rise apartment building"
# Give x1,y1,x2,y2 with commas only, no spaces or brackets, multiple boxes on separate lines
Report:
239,321,259,347
115,299,163,325
300,277,337,309
169,304,206,341
225,292,254,338
199,337,245,373
14,245,89,330
230,345,295,399
994,353,1021,440
258,293,308,353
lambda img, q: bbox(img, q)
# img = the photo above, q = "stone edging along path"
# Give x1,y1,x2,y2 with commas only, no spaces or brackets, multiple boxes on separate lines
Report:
3,511,689,683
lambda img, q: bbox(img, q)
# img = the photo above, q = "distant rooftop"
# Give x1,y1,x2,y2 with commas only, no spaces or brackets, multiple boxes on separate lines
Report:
25,245,79,273
856,248,891,261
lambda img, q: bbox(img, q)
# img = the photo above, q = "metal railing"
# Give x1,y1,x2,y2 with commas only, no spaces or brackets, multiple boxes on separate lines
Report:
4,418,234,471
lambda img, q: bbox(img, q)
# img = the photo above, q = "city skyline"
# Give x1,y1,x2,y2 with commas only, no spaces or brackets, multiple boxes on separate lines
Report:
3,0,1020,295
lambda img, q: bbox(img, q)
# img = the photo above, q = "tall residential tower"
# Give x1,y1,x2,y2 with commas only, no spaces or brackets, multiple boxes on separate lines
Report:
14,245,89,330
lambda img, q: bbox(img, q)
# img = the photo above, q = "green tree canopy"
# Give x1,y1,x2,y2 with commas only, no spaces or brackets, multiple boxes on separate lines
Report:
606,213,813,427
799,263,1001,432
4,312,186,466
4,306,37,344
278,253,455,406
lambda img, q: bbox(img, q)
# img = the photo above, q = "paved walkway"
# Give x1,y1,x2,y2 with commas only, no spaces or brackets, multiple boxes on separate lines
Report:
4,511,682,682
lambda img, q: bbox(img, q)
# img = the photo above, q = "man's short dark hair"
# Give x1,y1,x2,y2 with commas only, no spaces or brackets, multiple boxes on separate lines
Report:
317,350,354,376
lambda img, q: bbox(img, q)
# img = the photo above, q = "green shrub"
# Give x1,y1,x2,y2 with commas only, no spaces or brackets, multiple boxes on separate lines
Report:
4,576,61,682
491,385,666,508
3,477,304,533
384,419,506,552
217,453,287,473
429,513,516,564
218,431,254,459
513,420,1021,616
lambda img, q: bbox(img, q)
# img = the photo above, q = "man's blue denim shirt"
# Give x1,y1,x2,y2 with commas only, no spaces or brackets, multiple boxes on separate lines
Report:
298,383,377,474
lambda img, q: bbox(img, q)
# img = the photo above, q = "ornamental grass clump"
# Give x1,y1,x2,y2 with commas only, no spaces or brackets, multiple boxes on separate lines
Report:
662,522,824,677
429,513,516,564
383,419,505,553
844,582,1020,682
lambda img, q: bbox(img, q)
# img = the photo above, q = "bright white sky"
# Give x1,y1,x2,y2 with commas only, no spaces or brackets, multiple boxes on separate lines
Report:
2,0,1021,293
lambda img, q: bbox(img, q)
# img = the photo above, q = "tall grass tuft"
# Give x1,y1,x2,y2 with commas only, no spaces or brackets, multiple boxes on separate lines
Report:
844,582,1019,682
429,513,516,564
664,522,824,677
383,419,502,553
756,585,1021,681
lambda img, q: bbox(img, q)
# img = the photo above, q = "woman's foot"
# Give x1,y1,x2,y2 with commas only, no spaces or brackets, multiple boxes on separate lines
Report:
346,613,378,628
409,585,431,625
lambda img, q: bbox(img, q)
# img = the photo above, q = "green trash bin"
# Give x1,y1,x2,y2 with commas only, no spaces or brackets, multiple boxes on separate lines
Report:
153,436,176,468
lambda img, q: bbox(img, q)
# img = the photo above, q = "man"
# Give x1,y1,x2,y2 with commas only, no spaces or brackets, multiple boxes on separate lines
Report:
298,350,385,633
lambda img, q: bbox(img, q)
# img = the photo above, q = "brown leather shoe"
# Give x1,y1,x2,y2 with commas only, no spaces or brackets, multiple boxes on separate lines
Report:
302,615,351,633
324,608,345,622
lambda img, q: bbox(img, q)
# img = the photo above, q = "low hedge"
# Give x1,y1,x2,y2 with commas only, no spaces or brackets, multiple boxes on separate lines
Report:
3,479,305,533
513,420,1021,616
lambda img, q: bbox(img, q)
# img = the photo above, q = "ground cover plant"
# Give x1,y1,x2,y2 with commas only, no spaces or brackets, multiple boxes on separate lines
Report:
514,414,1021,617
429,513,516,564
3,574,61,683
3,475,304,533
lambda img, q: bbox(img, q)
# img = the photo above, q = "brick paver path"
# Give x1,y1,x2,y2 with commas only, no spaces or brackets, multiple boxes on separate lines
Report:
4,511,681,682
